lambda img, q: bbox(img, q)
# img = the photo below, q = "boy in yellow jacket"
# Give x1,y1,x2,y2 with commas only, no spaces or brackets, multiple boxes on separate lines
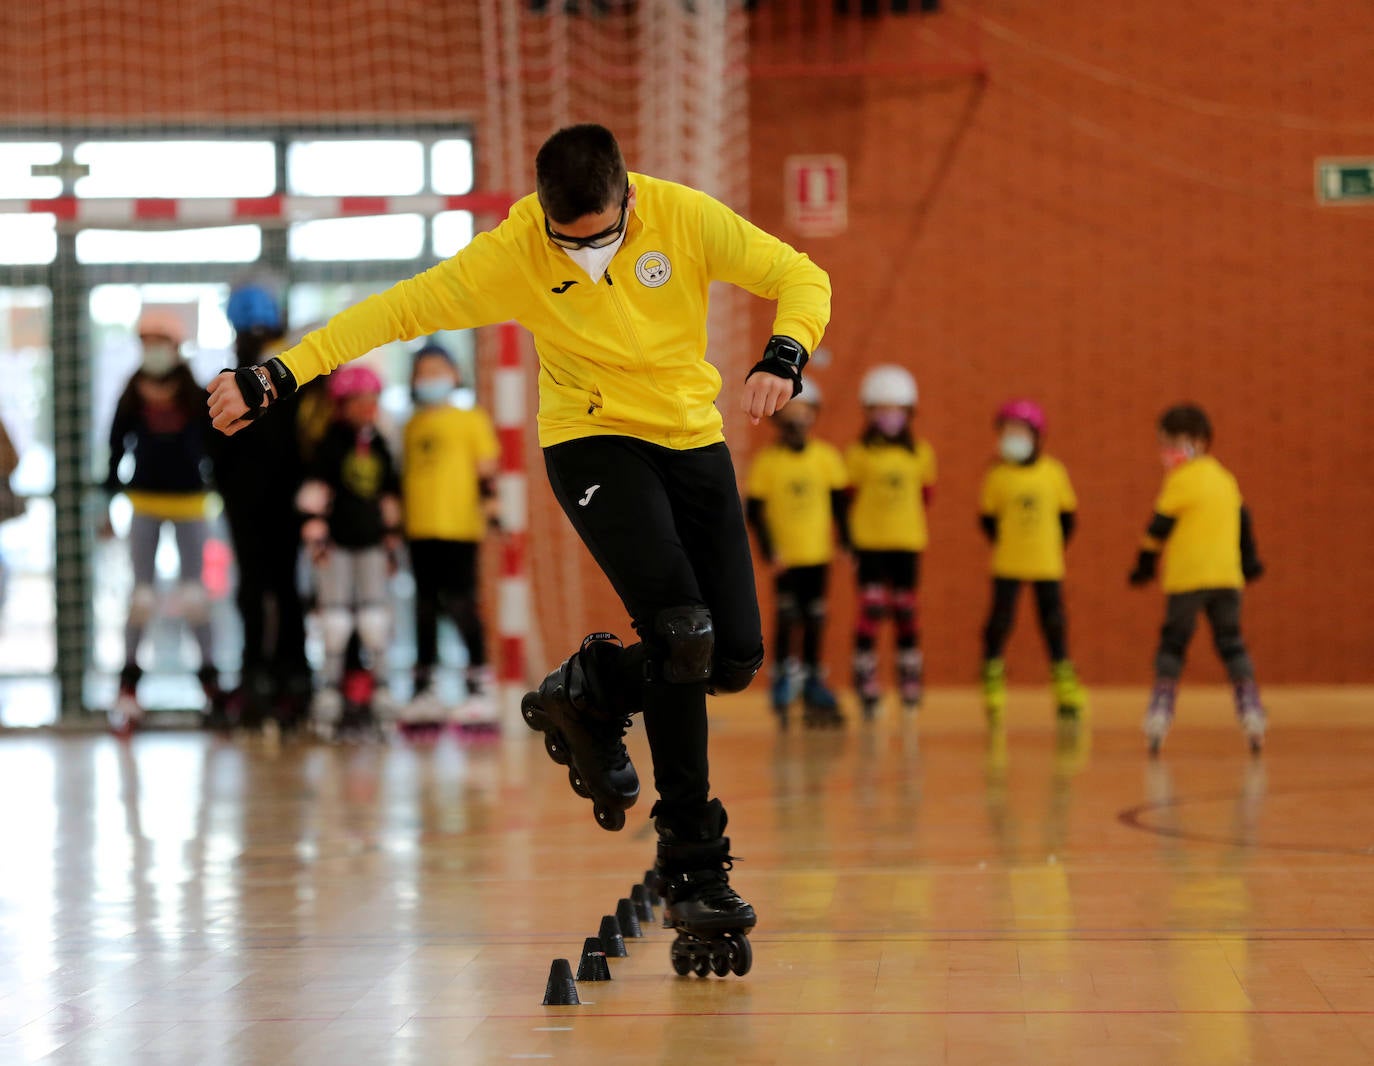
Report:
1128,404,1266,755
208,123,830,977
978,400,1086,730
745,380,849,728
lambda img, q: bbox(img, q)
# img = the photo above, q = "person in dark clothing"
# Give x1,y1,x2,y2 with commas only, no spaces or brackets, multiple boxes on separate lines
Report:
206,284,312,729
296,364,402,739
102,310,218,734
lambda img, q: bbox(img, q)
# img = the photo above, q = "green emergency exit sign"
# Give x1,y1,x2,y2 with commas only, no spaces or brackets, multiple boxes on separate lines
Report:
1316,159,1374,204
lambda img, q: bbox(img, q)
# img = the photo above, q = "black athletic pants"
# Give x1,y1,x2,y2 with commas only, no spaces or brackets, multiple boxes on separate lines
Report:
982,578,1069,662
225,505,309,678
774,564,828,668
545,436,763,829
1155,588,1254,681
409,539,485,676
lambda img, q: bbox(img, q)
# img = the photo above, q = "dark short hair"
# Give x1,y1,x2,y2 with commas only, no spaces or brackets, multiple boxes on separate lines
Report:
1158,403,1213,443
535,124,627,225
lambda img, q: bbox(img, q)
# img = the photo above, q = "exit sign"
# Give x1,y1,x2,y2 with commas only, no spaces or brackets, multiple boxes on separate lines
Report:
1316,159,1374,204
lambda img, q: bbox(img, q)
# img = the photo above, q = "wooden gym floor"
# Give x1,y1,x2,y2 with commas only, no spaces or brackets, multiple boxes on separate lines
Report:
1,686,1372,1065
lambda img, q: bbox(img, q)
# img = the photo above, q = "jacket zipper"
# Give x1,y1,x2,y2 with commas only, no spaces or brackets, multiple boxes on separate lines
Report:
605,272,688,435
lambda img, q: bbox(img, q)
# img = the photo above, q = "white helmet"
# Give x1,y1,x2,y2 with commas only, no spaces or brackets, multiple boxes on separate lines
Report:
859,364,918,407
793,378,822,407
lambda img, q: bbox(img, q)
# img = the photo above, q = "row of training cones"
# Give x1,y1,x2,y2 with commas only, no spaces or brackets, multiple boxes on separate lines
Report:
541,878,661,1005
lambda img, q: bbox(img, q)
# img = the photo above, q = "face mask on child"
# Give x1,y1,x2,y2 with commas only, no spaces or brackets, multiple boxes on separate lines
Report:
140,341,179,377
999,431,1035,464
870,410,908,437
414,379,454,406
1160,443,1196,470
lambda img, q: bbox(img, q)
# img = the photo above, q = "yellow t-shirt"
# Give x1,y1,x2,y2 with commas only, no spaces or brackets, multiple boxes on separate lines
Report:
276,173,831,450
402,406,501,541
846,438,937,552
745,440,848,567
1154,454,1244,593
979,455,1077,581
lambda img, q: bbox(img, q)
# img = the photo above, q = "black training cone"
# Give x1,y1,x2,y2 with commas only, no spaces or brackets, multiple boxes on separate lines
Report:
542,958,580,1005
616,897,643,938
575,937,612,982
598,914,627,957
643,867,662,896
631,883,654,924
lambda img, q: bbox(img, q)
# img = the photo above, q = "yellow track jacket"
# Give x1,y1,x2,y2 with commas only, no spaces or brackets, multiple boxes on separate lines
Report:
278,173,831,449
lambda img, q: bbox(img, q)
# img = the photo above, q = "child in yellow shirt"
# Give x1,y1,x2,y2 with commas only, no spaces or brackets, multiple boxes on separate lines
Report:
1129,404,1266,755
846,365,936,718
978,400,1086,730
401,341,502,734
745,381,849,728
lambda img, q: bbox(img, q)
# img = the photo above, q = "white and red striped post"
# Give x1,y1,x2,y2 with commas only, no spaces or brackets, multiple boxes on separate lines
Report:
492,322,530,694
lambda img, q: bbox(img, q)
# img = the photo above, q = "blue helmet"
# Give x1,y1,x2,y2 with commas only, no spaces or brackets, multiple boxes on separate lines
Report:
226,285,282,333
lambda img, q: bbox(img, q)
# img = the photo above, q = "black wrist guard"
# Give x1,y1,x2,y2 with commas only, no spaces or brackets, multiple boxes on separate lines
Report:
746,335,809,398
1128,549,1159,586
232,357,298,422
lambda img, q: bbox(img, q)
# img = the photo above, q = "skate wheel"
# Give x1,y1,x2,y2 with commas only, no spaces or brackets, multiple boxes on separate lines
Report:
728,935,752,976
1148,738,1162,758
1249,738,1263,756
711,951,730,977
693,956,711,978
671,943,692,976
594,804,626,832
569,768,591,798
543,732,571,766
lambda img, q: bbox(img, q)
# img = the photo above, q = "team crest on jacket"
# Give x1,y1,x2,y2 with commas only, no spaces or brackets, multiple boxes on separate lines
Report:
635,251,671,288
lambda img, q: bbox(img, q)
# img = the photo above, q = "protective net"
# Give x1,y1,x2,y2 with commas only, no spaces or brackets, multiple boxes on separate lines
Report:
0,1,751,722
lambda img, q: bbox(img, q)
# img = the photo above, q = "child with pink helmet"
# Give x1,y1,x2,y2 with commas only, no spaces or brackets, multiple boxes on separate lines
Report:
978,399,1087,733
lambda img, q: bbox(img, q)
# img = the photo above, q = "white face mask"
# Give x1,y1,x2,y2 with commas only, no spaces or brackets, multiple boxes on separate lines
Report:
999,430,1035,464
141,341,179,377
564,231,625,284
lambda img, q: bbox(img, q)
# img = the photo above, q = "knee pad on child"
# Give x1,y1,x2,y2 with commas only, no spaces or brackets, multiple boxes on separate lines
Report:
652,605,714,684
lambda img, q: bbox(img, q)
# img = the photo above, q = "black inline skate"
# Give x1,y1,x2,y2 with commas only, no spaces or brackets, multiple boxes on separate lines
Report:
655,799,756,978
521,634,640,830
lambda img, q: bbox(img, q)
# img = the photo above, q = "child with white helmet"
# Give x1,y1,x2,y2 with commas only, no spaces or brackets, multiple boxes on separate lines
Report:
297,364,401,739
102,309,221,734
744,379,850,728
846,364,936,718
978,399,1087,732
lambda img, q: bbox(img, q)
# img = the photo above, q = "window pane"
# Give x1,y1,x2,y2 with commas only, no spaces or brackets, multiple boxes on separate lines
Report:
74,141,276,198
288,141,424,196
0,143,63,198
288,215,425,261
0,215,57,265
432,139,475,194
75,226,262,264
433,211,474,258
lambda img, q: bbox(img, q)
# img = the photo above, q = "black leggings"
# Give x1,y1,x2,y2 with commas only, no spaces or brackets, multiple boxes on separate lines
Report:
409,539,485,675
544,436,762,827
1155,588,1254,681
982,578,1069,662
226,506,309,677
774,564,828,668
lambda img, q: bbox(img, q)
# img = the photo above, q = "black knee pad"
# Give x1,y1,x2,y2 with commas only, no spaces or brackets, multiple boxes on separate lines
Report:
776,592,801,622
653,605,714,684
710,644,764,694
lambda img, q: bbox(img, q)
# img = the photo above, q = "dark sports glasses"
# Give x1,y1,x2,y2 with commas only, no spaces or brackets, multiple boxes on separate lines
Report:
545,187,629,250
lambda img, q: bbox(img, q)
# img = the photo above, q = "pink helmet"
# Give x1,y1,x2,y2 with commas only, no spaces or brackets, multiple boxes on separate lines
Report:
996,398,1046,436
328,364,383,401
